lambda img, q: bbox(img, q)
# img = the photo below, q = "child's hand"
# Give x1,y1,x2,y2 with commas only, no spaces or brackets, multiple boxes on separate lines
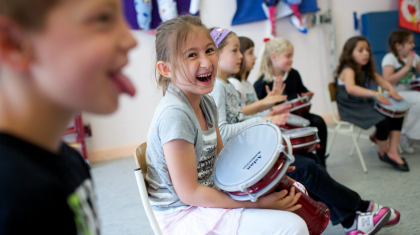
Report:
266,79,285,97
268,103,291,116
377,94,392,105
262,95,287,108
256,187,302,212
300,91,314,99
269,112,290,126
406,51,415,68
388,89,403,101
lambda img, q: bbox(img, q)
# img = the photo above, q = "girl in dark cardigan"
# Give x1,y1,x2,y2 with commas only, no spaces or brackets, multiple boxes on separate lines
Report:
254,37,328,168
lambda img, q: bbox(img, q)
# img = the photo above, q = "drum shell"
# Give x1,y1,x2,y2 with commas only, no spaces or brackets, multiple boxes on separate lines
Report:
287,97,312,117
282,127,321,154
374,97,409,118
276,176,330,235
409,80,420,91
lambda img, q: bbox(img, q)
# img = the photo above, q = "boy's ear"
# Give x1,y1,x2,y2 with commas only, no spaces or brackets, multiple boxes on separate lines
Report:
156,61,172,77
0,16,33,72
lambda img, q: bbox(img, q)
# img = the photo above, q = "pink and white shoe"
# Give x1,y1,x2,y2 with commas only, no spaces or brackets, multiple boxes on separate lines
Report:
344,206,390,235
366,200,400,227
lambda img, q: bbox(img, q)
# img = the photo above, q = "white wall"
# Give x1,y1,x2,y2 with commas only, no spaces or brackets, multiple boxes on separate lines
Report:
82,0,399,157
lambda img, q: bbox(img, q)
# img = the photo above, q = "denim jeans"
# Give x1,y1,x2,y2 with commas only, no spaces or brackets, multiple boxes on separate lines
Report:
287,154,361,225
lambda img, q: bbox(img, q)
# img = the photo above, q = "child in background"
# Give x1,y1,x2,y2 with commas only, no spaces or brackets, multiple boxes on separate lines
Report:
145,15,309,235
382,30,420,154
336,36,409,172
0,0,137,233
211,27,400,235
253,37,329,168
228,37,288,116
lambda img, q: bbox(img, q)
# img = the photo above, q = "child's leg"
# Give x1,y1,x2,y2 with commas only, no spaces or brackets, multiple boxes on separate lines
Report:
399,91,420,140
237,209,309,235
387,117,405,162
305,113,327,167
287,154,369,226
375,118,390,156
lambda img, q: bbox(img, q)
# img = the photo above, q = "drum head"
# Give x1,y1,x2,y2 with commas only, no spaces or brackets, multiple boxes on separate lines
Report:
283,127,319,138
214,123,284,192
376,97,409,112
286,114,310,127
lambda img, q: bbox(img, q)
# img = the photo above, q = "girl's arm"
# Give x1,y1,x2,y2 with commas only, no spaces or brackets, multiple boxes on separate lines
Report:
341,68,391,105
374,73,403,101
382,52,415,85
241,95,286,116
163,135,302,211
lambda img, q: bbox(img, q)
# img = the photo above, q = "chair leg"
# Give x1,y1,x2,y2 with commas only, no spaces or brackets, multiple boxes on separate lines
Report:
326,127,339,155
349,128,362,156
350,133,368,173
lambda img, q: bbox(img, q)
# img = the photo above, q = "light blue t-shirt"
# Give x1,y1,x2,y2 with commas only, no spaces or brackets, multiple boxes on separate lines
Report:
145,83,219,212
211,78,264,144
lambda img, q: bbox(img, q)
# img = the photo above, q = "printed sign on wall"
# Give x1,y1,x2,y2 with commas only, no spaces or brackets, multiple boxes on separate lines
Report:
399,0,420,33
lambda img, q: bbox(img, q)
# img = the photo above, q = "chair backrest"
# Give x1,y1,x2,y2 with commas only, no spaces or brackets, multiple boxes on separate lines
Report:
133,142,162,235
328,82,337,102
134,142,148,179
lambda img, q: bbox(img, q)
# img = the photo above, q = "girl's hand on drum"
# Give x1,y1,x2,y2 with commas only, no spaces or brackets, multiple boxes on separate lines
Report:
257,187,302,212
269,112,290,126
377,94,392,105
300,91,314,99
287,166,296,173
388,89,403,101
269,103,291,116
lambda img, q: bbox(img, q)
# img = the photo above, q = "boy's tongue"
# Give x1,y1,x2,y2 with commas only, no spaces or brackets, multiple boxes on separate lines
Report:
112,73,136,97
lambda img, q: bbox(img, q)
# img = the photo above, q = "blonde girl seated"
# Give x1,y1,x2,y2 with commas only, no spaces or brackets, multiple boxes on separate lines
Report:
145,15,308,235
382,30,420,153
336,36,409,172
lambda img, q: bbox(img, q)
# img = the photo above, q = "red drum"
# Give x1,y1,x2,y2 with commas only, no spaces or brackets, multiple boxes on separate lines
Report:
374,97,410,118
282,127,320,154
213,123,329,235
286,96,311,117
409,79,420,91
276,177,330,235
280,114,310,130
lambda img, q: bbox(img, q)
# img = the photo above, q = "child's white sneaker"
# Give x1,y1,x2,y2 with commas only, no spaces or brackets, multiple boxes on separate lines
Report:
366,200,400,227
400,134,414,154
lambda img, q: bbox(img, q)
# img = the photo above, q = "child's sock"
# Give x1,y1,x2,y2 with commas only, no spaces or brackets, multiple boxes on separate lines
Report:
341,212,356,229
357,200,370,212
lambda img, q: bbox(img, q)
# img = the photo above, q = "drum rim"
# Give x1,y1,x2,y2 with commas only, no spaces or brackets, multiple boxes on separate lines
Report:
286,96,309,104
213,123,285,192
375,100,410,112
289,102,311,112
283,127,319,138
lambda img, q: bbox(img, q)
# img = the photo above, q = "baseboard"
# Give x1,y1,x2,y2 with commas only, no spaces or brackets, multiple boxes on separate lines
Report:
87,142,142,163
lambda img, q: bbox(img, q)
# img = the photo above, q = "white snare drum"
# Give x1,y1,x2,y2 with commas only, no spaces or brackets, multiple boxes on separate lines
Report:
280,114,310,130
282,127,320,154
374,97,410,118
286,96,311,117
408,78,420,91
213,123,294,202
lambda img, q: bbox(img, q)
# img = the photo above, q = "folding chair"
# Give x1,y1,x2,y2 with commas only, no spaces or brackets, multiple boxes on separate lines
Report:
326,83,368,173
133,142,163,235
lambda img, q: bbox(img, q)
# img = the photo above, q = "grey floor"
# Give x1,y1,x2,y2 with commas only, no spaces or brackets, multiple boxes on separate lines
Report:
91,127,420,235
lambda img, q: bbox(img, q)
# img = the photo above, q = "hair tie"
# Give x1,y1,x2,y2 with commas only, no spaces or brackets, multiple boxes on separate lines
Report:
210,27,231,48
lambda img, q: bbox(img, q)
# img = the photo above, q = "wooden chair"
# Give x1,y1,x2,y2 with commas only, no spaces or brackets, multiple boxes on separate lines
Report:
133,142,162,235
327,83,368,173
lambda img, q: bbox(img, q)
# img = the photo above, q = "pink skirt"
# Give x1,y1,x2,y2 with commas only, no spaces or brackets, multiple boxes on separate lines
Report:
155,206,243,235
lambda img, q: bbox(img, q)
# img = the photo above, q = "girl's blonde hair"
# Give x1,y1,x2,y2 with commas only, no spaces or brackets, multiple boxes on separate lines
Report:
155,15,214,95
259,37,293,83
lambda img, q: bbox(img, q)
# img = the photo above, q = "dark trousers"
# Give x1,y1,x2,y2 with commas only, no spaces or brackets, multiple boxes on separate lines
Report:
302,113,328,167
375,116,404,141
287,154,362,225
